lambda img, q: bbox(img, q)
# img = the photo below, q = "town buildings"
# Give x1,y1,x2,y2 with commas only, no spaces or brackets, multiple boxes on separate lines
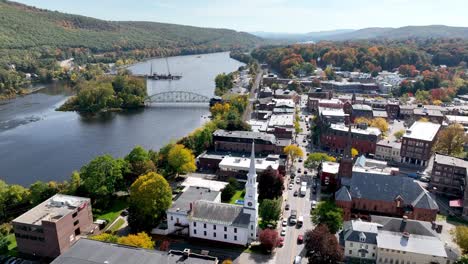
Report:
321,123,382,155
375,140,401,162
430,153,468,198
213,130,286,155
336,173,439,222
12,194,95,259
50,239,219,264
400,121,441,167
341,216,458,264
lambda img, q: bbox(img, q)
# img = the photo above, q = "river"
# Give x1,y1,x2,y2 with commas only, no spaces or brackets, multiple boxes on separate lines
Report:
0,52,244,186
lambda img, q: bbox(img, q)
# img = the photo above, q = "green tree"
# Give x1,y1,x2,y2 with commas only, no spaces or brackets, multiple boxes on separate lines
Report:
128,172,172,231
76,82,115,112
456,226,468,254
167,144,196,177
311,201,343,234
80,155,127,206
90,233,119,243
305,152,336,169
259,199,281,223
29,181,58,205
457,255,468,264
393,129,405,140
125,146,156,178
221,184,236,202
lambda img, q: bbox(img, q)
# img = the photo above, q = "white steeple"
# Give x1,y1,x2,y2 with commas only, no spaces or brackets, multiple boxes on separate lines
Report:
243,141,259,241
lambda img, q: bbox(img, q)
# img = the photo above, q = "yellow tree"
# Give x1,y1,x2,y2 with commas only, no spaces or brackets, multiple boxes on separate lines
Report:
433,124,467,157
117,232,155,249
354,117,371,124
168,144,196,177
393,129,405,140
369,118,389,133
432,99,443,106
351,148,359,158
419,117,429,122
284,145,304,171
210,103,230,117
455,226,468,254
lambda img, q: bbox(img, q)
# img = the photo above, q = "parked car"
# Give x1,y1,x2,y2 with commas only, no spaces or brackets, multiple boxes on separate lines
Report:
293,190,298,196
298,158,303,162
297,168,302,173
294,256,302,264
289,183,294,190
285,204,290,210
282,220,288,227
311,200,317,210
297,234,304,244
420,176,431,182
120,209,129,216
278,237,284,247
304,170,308,175
296,177,301,184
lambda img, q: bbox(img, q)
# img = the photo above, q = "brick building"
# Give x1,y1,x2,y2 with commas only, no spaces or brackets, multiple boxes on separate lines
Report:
400,121,441,167
321,124,382,155
430,153,468,198
12,194,95,259
335,173,439,222
351,104,374,122
213,130,287,155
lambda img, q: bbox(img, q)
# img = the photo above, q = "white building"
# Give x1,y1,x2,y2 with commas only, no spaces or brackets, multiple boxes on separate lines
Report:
341,216,459,264
375,140,401,162
167,142,259,246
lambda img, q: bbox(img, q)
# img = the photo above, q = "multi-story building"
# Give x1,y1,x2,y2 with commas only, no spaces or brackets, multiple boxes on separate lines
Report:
321,123,382,155
340,216,459,264
400,121,441,167
351,104,374,122
307,87,333,100
336,173,439,222
385,103,400,119
414,107,444,124
430,153,468,198
12,194,94,259
213,130,287,155
320,81,379,94
375,140,401,162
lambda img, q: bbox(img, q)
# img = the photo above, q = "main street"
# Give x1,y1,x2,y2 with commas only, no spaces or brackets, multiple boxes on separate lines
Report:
274,95,318,264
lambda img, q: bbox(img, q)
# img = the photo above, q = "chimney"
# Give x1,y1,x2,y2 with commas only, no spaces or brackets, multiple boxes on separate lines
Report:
183,248,191,258
400,216,408,232
189,202,193,212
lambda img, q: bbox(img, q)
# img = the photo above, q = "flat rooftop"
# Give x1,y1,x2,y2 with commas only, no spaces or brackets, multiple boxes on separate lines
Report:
319,107,347,117
434,153,468,168
446,115,468,125
322,162,340,174
213,129,276,142
51,239,218,264
219,156,279,172
403,121,441,141
14,194,89,226
377,230,447,258
331,123,381,136
268,114,294,128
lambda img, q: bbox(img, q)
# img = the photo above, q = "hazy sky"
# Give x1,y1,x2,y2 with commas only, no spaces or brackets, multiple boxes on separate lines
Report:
15,0,468,33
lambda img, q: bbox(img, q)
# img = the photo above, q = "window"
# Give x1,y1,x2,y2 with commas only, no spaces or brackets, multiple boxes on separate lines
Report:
193,222,197,227
73,220,79,226
213,224,216,230
251,225,253,230
234,235,237,241
204,231,207,236
234,228,237,233
224,226,227,232
350,242,353,247
204,223,207,228
194,230,197,234
213,232,216,237
224,234,227,239
74,228,80,236
72,212,78,218
349,250,352,254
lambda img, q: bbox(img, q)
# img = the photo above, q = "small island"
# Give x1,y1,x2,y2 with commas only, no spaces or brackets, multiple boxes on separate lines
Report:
58,74,147,113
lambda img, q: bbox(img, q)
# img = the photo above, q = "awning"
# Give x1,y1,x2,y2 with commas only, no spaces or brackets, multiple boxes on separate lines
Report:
450,199,463,208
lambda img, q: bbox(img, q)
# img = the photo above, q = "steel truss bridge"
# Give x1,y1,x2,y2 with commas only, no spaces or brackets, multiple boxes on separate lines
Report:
145,91,210,103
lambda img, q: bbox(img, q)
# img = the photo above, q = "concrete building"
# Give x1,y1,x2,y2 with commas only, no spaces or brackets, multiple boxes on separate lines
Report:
341,216,459,264
375,140,401,162
51,239,219,264
213,130,286,155
12,194,95,259
218,154,281,181
400,121,441,167
336,173,439,222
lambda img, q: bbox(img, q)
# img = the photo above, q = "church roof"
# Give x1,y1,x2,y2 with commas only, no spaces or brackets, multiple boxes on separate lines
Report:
190,200,251,228
335,186,352,202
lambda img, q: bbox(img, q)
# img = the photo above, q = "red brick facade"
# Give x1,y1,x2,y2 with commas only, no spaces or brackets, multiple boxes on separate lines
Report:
321,133,378,155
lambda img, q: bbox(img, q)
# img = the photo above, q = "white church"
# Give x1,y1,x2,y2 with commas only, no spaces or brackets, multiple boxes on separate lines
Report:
165,142,259,245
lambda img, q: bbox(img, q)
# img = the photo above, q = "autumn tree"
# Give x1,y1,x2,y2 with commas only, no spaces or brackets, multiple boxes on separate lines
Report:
351,148,359,158
284,144,304,171
370,117,389,133
117,232,155,249
419,117,429,122
434,124,467,157
29,181,59,206
304,225,343,263
258,167,284,200
168,144,196,177
210,103,231,117
128,172,172,231
305,153,336,169
259,229,279,252
393,129,405,140
259,199,282,223
125,146,156,180
311,201,343,234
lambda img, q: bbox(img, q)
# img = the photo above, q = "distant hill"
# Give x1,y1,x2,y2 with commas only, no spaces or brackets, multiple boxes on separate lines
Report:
0,1,263,53
255,25,468,42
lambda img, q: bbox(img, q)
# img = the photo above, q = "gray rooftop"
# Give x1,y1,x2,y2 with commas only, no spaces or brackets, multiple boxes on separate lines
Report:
348,174,438,210
50,239,218,264
377,230,447,257
352,104,373,111
377,139,401,149
403,121,441,141
414,108,444,117
190,200,251,228
370,215,436,237
434,153,468,168
169,186,220,214
335,186,352,202
372,110,388,118
213,129,276,143
13,194,90,226
341,220,379,245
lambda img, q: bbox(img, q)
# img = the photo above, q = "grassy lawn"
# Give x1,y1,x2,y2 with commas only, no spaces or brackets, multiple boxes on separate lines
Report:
5,234,18,257
94,199,128,229
229,190,245,204
109,218,126,233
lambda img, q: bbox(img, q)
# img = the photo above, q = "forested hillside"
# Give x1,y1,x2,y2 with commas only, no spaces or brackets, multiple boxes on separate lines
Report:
0,1,262,97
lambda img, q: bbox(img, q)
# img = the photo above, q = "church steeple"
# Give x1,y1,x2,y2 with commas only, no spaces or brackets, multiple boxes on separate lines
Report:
243,141,259,241
338,125,354,180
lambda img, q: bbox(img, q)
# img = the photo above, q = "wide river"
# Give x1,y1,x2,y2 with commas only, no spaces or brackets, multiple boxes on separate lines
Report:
0,52,243,186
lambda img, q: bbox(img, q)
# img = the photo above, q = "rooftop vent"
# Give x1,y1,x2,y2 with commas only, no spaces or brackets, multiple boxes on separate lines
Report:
405,129,412,135
183,248,191,257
